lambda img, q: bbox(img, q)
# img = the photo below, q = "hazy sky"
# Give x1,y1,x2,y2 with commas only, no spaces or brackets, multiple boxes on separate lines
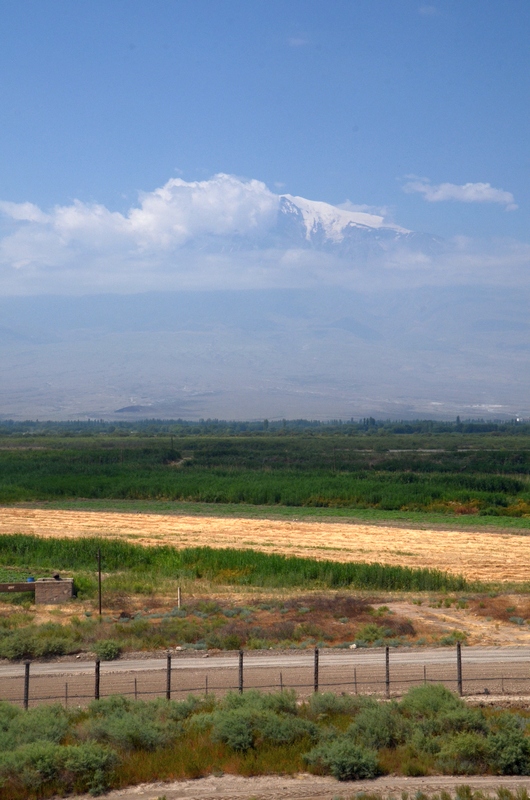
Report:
0,1,528,261
0,1,529,419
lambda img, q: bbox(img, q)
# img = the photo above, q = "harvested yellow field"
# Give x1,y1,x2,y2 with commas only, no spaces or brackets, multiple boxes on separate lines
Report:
0,507,528,583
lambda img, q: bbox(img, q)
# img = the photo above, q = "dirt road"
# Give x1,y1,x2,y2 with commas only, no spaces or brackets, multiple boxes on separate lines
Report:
56,773,530,800
4,647,530,708
1,507,530,582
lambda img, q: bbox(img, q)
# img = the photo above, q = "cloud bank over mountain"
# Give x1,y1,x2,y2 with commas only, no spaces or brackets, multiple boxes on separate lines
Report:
0,174,527,295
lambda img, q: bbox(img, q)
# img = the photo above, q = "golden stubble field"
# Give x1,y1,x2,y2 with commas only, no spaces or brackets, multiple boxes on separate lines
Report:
0,507,529,582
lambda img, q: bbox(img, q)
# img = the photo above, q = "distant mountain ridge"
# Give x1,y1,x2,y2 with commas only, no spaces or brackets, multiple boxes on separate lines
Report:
178,191,441,260
280,195,409,240
280,195,444,259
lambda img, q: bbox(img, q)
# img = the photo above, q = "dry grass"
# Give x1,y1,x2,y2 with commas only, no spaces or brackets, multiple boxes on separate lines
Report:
1,507,529,583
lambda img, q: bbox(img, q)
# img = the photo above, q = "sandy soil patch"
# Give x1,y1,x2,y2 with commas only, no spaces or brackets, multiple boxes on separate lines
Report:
56,773,530,800
1,507,529,583
388,599,530,646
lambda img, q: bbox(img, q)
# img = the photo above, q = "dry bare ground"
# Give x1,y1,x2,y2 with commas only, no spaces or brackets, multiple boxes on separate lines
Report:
1,507,530,582
56,773,530,800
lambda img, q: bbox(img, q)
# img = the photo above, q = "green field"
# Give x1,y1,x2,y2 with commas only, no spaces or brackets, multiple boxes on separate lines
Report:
2,422,530,520
0,534,468,592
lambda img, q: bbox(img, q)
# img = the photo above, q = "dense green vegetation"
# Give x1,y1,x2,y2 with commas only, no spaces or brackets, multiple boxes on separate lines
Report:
0,535,468,593
1,428,530,516
0,685,529,797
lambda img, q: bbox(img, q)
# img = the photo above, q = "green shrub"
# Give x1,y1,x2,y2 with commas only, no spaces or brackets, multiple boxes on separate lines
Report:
72,574,97,599
399,683,463,718
488,716,530,775
94,639,122,660
307,691,367,718
36,636,69,657
303,738,380,780
84,696,183,752
255,712,318,745
436,707,489,736
348,701,408,749
193,690,317,752
10,703,70,747
63,742,118,795
261,689,298,716
160,695,207,722
356,623,391,644
0,740,116,795
209,709,255,751
0,629,38,660
0,741,66,786
436,732,491,774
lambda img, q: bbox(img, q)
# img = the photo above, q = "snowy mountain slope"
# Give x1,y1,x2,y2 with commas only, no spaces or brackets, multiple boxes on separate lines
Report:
178,192,440,260
280,194,409,241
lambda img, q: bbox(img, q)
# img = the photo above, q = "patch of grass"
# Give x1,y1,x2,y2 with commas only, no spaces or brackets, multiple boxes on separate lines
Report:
0,534,470,592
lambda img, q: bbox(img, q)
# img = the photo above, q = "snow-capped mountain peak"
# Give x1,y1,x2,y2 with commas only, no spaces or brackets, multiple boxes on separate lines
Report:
280,194,409,243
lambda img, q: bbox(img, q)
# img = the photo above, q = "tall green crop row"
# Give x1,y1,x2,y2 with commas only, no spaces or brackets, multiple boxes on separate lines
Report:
1,441,529,512
0,535,468,592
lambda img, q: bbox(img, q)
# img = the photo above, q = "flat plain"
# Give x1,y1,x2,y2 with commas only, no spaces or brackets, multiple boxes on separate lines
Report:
1,506,529,583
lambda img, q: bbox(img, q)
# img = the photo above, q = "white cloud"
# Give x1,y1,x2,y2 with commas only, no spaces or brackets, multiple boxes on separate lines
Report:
403,177,517,210
338,200,391,218
0,173,528,295
0,201,49,223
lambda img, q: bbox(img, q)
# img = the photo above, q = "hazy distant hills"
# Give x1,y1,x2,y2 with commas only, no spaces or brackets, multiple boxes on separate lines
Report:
0,286,528,421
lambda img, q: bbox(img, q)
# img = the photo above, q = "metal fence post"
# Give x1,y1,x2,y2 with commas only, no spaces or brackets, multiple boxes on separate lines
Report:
96,548,102,617
238,649,244,693
23,661,30,710
385,646,390,698
314,647,319,693
177,586,182,609
166,652,172,700
457,642,463,696
95,659,100,700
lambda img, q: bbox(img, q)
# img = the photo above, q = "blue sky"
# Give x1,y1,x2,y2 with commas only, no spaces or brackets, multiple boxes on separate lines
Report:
1,1,530,419
0,0,528,245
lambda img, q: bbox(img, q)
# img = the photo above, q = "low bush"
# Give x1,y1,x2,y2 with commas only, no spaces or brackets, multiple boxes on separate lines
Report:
347,701,408,749
307,691,366,718
400,683,462,718
303,738,380,780
0,740,117,795
436,731,492,774
83,695,194,753
193,690,318,753
0,685,528,797
94,639,122,660
488,715,530,775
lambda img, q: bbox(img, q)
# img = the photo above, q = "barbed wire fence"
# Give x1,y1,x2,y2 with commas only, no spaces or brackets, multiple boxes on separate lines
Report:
3,644,528,710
